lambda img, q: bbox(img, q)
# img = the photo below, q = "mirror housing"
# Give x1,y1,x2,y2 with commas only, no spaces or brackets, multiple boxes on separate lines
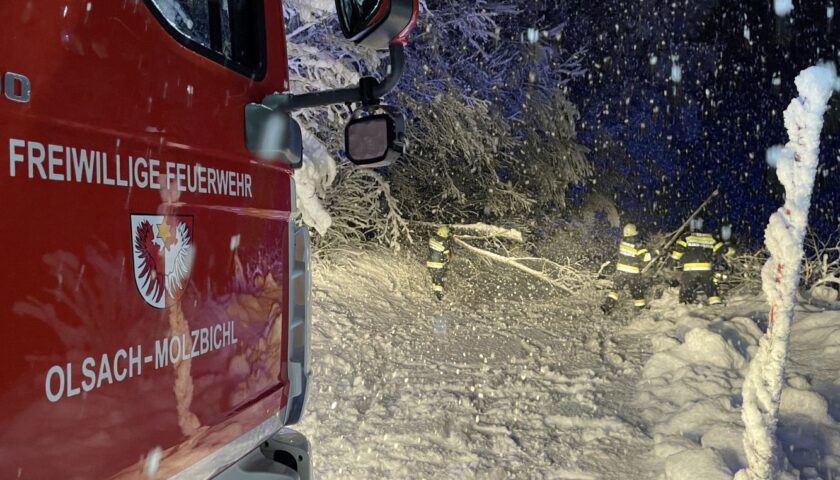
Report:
336,0,418,50
245,104,303,168
344,105,405,168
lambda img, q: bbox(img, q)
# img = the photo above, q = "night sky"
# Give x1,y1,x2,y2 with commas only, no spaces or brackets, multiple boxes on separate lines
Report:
556,0,840,245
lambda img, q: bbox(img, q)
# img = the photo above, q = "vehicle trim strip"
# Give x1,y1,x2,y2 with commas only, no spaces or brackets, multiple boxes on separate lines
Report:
168,409,287,480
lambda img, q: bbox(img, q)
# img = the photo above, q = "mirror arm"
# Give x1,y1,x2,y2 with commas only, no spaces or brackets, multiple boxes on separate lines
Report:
265,43,406,112
371,42,406,99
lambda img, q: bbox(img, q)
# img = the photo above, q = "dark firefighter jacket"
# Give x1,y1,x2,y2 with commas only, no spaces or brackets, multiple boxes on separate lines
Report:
616,240,652,274
427,234,451,270
670,233,735,272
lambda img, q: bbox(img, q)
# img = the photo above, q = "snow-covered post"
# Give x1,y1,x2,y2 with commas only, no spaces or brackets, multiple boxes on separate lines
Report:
737,64,838,480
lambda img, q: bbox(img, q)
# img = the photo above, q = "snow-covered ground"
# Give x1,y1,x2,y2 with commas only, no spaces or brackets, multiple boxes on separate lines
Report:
298,252,840,479
632,291,840,480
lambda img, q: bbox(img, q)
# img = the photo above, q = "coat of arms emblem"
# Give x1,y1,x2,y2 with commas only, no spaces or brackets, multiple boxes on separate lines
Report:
130,214,195,309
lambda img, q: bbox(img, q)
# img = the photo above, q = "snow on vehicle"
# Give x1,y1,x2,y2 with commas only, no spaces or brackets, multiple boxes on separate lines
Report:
0,0,416,478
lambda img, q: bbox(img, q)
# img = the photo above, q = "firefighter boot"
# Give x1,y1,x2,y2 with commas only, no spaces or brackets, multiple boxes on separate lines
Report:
430,277,445,301
601,296,617,315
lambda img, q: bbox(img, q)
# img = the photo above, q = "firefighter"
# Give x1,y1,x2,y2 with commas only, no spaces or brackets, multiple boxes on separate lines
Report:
670,218,734,305
713,225,736,294
601,224,652,314
427,226,452,301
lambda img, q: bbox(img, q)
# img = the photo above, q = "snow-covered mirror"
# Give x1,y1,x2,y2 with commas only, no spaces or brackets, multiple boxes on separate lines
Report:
335,0,418,49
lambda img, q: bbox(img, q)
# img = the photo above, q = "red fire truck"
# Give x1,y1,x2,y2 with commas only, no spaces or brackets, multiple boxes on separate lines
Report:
0,1,416,478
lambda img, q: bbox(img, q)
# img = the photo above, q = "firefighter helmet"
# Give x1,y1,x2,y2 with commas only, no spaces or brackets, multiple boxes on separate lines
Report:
690,217,704,232
623,224,638,237
437,226,450,238
721,224,732,242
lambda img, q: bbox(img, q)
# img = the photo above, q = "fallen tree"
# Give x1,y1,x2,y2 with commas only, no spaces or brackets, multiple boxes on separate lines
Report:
413,222,524,242
441,224,596,295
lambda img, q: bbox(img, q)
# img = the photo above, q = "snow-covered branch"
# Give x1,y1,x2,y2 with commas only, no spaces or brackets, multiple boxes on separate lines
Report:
413,222,524,243
803,229,840,286
452,235,595,294
453,238,577,294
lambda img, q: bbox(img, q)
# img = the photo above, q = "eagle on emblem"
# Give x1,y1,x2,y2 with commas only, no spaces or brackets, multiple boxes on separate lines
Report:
132,216,194,308
134,220,165,304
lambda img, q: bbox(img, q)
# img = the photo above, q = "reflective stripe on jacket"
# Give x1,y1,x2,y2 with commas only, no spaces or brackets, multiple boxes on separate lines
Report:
428,233,451,269
671,232,732,272
616,240,651,275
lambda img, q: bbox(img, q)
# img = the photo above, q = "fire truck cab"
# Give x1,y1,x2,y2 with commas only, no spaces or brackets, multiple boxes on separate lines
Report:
0,1,416,479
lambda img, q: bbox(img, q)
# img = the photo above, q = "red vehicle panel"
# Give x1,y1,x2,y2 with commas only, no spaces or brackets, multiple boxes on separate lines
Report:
0,1,295,478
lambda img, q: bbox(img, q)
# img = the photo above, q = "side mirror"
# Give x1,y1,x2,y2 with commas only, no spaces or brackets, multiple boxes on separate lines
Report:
245,104,303,168
345,105,405,168
336,0,418,49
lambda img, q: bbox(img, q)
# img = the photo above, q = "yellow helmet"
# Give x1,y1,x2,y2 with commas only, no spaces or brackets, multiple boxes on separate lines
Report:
623,224,638,237
437,226,450,238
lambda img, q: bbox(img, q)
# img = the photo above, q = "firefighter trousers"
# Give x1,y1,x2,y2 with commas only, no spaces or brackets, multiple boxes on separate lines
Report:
603,272,646,311
429,267,448,300
679,271,721,305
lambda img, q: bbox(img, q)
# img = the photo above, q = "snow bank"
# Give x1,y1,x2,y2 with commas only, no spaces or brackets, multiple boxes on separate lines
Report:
665,448,734,480
632,295,763,478
739,63,838,480
630,292,840,479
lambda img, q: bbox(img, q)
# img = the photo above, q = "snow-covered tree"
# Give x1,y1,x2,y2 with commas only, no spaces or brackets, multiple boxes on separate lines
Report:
515,89,591,211
388,0,590,225
284,0,590,244
389,89,590,225
737,63,838,480
390,88,529,223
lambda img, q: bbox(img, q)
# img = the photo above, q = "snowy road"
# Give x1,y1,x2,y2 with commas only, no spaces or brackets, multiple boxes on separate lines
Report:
298,252,840,479
298,253,656,479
